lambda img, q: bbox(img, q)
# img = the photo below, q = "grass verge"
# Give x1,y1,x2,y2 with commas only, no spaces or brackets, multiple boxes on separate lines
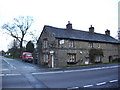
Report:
62,62,120,68
5,56,19,59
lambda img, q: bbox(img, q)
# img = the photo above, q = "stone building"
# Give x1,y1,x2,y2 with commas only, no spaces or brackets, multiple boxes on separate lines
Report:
37,22,120,68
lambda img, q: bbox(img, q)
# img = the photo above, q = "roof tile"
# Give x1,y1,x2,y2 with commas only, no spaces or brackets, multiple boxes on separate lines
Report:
44,25,119,44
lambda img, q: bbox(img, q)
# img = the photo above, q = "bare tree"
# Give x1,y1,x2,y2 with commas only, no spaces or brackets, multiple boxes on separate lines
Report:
7,39,20,58
2,16,34,51
29,30,39,45
8,39,19,49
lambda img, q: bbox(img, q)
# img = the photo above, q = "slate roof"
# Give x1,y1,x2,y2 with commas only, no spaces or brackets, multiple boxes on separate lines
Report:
44,25,120,44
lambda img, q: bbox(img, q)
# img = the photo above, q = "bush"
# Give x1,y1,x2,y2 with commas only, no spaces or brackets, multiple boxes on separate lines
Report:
112,58,120,62
5,55,18,59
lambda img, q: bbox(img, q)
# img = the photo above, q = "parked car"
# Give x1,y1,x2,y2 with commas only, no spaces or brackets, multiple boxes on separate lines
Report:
22,52,33,62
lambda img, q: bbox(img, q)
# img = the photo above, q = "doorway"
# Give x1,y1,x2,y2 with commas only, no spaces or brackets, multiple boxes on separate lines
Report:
109,56,112,62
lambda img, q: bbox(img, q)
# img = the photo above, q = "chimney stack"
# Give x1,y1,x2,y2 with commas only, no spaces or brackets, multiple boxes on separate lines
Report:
118,30,120,41
89,25,94,33
105,29,110,36
66,21,72,30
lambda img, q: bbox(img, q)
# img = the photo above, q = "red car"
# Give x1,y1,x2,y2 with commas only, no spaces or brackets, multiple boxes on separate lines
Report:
22,52,33,62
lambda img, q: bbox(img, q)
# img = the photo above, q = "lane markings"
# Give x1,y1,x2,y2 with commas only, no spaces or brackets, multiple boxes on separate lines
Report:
32,71,63,75
67,87,79,90
0,69,9,71
3,59,16,69
82,79,119,88
64,65,120,73
83,84,93,87
32,65,120,75
83,79,118,88
83,79,119,88
0,73,21,76
109,80,118,83
0,74,4,77
6,74,21,76
96,82,106,86
2,69,9,71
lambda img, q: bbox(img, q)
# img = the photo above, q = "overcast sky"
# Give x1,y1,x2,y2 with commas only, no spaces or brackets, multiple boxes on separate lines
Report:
0,0,119,51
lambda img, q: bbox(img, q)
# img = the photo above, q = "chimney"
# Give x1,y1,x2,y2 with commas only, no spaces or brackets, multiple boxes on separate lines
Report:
118,31,120,41
105,29,110,36
89,25,94,33
66,21,72,30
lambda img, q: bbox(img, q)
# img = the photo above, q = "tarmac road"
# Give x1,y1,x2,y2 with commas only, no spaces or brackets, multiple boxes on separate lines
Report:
1,56,120,89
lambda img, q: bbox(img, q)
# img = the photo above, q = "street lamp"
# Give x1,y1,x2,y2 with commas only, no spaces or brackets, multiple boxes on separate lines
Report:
50,50,54,68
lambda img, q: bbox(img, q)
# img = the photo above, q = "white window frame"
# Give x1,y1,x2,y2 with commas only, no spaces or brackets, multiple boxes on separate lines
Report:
98,43,100,48
43,54,48,63
43,40,48,48
69,40,74,48
95,56,102,62
59,39,64,45
67,54,76,62
88,42,93,48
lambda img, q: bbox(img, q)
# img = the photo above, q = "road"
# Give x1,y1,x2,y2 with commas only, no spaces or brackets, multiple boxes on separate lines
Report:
0,56,120,89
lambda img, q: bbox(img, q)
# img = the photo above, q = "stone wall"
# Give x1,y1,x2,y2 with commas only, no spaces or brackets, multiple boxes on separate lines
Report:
38,30,119,67
54,39,119,67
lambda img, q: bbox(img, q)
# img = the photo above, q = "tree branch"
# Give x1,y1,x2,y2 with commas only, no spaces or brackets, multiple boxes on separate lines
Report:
2,16,34,49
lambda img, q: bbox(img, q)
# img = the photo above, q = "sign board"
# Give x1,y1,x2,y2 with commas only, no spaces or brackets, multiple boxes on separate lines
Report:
50,51,54,54
85,61,89,64
59,40,64,44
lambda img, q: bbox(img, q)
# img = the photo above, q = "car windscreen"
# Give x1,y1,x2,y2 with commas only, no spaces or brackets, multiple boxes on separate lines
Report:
26,54,32,57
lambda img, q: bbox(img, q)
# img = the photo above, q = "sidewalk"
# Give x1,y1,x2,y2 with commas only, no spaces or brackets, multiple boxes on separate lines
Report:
38,63,120,72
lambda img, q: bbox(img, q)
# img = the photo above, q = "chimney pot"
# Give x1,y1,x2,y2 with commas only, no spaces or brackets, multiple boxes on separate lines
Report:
105,29,110,36
89,25,94,33
66,21,72,30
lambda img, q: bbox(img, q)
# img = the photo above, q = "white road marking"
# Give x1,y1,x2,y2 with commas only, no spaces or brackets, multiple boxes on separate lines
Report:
0,74,4,76
0,73,21,76
109,80,118,83
32,71,64,75
83,79,118,87
0,69,9,71
67,87,79,90
101,66,119,69
62,65,120,73
32,65,120,75
3,69,9,71
6,74,21,76
96,82,106,86
4,59,16,69
83,84,93,87
9,64,16,69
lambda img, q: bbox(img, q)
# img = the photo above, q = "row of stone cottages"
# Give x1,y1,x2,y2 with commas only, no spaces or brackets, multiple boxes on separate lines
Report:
36,22,120,68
